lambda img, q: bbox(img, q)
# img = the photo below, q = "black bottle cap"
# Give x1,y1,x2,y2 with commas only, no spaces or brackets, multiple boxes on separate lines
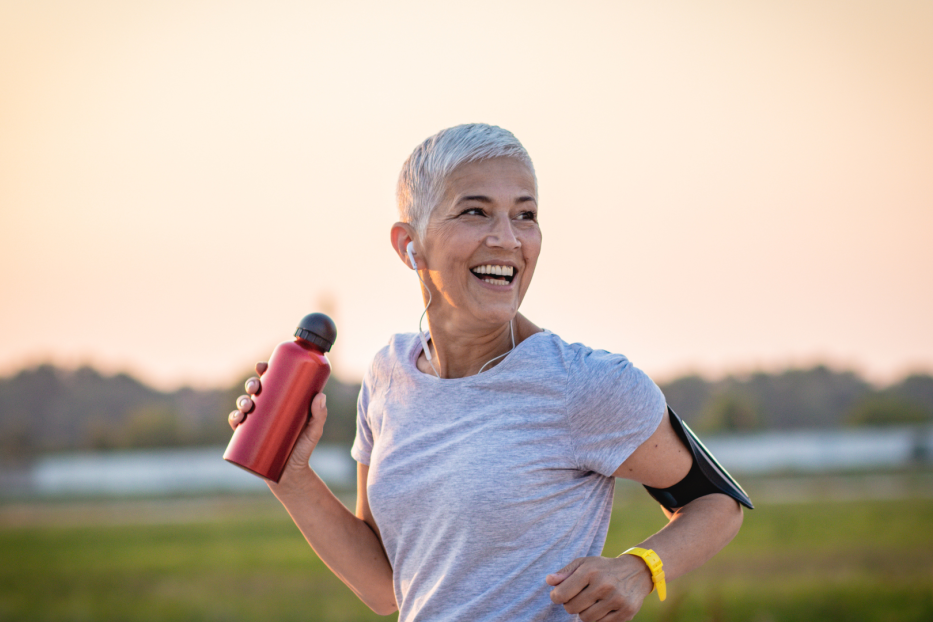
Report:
294,313,337,352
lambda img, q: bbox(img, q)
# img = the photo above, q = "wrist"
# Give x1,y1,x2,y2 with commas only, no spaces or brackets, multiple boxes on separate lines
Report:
615,554,654,599
633,558,655,598
620,547,667,602
268,465,318,500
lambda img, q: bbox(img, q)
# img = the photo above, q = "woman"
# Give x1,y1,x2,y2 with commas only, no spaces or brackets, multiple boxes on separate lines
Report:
231,124,744,621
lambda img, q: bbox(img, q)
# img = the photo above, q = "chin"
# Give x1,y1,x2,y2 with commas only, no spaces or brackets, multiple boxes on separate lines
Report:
472,304,518,326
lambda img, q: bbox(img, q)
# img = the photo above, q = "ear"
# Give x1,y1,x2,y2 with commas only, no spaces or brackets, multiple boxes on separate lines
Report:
390,222,419,269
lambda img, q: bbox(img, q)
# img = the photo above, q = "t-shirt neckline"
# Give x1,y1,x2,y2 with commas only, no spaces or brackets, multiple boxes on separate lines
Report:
407,329,550,383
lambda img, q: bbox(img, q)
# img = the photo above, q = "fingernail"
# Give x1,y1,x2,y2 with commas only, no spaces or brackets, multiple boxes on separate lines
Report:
229,410,244,425
321,394,327,409
245,378,259,393
236,395,252,411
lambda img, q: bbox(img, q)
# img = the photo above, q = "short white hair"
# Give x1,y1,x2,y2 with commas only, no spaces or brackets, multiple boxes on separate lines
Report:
397,123,536,236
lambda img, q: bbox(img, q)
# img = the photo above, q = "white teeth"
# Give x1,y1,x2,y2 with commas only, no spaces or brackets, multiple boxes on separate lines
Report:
482,277,509,285
471,264,515,276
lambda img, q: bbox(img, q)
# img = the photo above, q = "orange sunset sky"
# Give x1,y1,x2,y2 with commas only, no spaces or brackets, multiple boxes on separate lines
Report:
1,0,931,390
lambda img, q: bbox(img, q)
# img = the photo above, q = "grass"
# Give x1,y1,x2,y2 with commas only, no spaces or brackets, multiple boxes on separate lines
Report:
1,487,931,621
607,481,933,622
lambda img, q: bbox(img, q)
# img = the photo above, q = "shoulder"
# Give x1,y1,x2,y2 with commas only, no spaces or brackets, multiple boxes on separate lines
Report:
545,334,662,407
527,331,635,377
375,332,418,366
568,343,638,380
508,332,650,398
364,332,420,386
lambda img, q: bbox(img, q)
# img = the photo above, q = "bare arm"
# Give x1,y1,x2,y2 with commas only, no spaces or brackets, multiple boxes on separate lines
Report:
268,438,397,615
547,409,743,621
611,408,744,579
235,372,396,615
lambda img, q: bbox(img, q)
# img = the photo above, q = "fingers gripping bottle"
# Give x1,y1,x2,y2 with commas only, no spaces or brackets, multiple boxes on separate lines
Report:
223,313,337,482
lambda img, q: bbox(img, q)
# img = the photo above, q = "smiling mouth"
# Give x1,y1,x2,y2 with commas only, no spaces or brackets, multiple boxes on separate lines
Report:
470,264,516,286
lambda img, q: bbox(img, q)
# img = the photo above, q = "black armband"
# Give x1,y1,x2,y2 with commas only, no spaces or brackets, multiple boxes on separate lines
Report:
644,407,754,511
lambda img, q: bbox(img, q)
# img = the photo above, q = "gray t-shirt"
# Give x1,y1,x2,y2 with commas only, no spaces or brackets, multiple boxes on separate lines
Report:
351,330,666,622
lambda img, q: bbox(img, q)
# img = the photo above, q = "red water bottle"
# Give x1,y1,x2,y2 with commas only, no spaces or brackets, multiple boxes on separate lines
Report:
223,313,337,482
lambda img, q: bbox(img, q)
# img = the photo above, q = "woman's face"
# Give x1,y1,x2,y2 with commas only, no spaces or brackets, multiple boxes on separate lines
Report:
420,157,541,330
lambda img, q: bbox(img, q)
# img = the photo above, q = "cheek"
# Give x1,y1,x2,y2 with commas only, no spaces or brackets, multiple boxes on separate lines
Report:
517,248,540,297
521,231,542,269
424,229,472,277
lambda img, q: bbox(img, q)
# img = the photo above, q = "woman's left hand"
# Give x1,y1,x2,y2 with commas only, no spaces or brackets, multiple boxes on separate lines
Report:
546,555,653,622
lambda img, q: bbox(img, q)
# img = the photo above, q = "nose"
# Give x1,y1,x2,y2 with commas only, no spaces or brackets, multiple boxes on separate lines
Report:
486,214,521,250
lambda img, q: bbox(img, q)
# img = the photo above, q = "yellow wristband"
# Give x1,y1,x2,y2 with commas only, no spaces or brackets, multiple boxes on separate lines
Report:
620,547,666,602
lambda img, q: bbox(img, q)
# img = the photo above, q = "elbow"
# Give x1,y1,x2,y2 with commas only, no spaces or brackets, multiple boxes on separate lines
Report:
693,493,744,543
369,600,398,616
725,496,744,542
734,500,744,532
360,590,398,616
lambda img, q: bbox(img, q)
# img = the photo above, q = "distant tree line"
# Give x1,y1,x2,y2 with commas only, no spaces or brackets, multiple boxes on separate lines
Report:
0,363,931,459
0,364,359,460
662,366,933,432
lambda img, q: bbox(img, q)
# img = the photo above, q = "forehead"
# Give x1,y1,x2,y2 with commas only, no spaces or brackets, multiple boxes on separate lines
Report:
440,157,536,204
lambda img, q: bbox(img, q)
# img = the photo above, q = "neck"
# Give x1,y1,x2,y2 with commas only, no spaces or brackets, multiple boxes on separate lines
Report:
420,313,535,378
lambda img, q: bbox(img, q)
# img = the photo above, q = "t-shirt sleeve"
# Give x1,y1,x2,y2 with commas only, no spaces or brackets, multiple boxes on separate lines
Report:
565,346,666,476
350,366,376,466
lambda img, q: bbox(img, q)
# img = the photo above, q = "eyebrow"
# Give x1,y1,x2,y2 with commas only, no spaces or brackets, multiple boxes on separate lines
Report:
456,194,537,205
458,195,493,204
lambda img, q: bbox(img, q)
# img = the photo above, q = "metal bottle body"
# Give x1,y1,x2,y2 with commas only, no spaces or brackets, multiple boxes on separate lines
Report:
223,337,331,482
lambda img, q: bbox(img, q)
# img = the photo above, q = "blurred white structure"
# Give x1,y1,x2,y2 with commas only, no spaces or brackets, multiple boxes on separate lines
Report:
12,426,933,497
704,425,933,474
30,445,355,496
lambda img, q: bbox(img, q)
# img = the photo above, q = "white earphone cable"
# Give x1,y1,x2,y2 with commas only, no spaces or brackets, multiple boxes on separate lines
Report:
477,319,515,374
413,262,442,378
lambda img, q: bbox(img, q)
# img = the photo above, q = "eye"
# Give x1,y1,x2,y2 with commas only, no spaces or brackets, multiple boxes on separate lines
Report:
517,210,537,222
459,207,486,217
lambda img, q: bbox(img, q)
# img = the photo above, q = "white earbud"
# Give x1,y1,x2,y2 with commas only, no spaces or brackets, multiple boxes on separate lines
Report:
406,241,417,270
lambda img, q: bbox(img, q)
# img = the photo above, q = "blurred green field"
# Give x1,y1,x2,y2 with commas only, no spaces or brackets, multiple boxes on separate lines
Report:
1,485,931,622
